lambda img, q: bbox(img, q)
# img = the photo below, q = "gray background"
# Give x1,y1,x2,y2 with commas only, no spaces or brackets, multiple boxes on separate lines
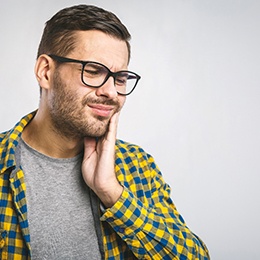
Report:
1,1,260,259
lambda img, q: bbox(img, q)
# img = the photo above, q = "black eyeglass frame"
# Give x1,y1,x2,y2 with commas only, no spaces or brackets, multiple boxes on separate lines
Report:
48,54,141,96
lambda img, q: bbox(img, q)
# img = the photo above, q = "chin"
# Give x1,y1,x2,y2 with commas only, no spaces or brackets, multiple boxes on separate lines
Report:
81,120,110,138
93,126,109,138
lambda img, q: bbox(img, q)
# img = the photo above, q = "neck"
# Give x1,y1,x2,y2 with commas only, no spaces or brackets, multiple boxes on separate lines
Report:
22,110,83,158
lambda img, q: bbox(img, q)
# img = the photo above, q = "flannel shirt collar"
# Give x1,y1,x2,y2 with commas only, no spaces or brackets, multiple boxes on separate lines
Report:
0,111,36,174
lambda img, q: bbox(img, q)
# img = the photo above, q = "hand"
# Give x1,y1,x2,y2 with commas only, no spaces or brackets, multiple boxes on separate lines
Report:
82,112,123,208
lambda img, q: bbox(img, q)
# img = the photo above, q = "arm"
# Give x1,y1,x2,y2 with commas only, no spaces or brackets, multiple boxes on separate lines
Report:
100,147,210,259
82,113,209,259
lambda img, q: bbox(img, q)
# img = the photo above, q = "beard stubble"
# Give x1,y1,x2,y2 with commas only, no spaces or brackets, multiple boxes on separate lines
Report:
49,70,121,139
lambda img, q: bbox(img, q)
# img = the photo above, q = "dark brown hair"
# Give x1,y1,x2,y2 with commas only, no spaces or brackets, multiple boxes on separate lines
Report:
37,4,131,60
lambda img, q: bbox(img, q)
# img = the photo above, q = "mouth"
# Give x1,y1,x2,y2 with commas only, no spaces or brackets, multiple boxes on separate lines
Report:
88,104,115,118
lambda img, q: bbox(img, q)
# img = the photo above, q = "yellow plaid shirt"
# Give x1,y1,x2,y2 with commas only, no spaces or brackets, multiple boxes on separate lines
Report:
0,112,210,259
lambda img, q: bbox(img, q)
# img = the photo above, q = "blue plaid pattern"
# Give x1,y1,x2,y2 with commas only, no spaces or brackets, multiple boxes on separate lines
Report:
0,112,210,259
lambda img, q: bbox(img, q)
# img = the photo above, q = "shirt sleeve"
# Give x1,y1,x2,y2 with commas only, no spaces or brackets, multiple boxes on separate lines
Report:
100,148,210,259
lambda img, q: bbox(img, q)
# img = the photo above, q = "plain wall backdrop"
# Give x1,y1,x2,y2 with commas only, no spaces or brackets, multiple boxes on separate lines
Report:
1,1,260,259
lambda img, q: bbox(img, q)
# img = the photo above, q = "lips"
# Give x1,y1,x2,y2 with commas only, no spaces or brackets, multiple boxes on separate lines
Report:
88,104,115,117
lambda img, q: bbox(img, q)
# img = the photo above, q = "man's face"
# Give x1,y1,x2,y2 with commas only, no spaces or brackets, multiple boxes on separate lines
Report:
48,30,128,139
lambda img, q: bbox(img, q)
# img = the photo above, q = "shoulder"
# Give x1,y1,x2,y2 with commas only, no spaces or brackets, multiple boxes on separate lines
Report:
1,111,36,149
115,139,147,156
0,130,11,148
115,139,156,167
0,130,12,172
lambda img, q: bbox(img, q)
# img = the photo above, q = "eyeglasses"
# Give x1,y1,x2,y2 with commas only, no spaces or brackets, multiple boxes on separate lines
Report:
48,54,141,96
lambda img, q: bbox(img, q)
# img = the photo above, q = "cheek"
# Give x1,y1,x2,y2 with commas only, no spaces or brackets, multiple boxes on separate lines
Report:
118,96,126,109
78,86,96,100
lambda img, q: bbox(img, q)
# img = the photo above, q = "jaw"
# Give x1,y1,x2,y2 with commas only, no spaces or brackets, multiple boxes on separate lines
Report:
21,109,84,158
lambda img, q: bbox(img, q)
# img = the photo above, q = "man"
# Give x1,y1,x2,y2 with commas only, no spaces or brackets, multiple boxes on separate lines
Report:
0,4,210,260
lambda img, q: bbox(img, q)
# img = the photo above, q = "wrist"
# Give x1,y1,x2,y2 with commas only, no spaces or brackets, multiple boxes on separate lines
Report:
96,183,123,208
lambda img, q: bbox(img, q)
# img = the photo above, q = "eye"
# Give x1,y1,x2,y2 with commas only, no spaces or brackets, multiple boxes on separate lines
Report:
84,63,107,78
84,69,99,76
115,73,128,86
116,78,127,85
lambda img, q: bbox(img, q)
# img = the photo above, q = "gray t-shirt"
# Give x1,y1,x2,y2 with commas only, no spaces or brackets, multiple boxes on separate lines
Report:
17,139,101,260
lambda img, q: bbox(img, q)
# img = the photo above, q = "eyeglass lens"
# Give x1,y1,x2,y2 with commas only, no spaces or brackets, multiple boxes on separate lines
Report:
82,63,138,95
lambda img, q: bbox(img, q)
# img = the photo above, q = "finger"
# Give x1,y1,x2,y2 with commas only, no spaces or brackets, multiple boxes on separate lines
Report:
83,136,97,159
97,112,119,152
106,112,120,141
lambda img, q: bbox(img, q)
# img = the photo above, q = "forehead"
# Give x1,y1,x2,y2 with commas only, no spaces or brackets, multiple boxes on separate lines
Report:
71,30,129,69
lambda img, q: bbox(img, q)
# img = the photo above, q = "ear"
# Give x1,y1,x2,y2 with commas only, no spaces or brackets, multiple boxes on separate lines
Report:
34,54,55,90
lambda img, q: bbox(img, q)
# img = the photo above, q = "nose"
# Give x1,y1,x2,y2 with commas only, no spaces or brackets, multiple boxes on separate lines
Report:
95,76,118,99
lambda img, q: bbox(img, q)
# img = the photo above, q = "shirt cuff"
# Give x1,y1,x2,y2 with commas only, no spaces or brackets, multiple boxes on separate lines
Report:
100,186,149,237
